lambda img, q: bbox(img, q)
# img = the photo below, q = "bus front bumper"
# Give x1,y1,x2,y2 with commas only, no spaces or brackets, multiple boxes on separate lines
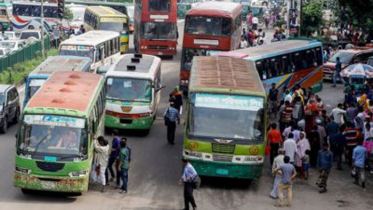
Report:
187,159,263,179
14,172,88,193
105,115,153,130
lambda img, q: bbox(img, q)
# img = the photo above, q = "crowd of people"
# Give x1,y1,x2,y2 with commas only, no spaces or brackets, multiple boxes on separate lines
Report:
266,82,372,207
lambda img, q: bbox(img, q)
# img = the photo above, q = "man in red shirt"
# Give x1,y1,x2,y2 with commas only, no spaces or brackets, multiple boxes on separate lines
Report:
267,123,283,166
343,122,362,166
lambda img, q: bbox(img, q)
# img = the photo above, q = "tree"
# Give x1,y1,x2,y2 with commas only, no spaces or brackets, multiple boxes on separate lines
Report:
64,6,73,21
301,1,324,37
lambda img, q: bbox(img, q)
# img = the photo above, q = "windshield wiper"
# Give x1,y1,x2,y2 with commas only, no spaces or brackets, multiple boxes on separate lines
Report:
32,133,51,156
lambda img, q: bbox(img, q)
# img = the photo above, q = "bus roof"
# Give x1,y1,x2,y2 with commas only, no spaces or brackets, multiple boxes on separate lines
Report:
106,54,161,80
86,6,126,17
60,30,119,46
30,56,90,75
232,40,322,60
27,71,103,112
13,1,57,6
189,56,265,94
187,2,241,18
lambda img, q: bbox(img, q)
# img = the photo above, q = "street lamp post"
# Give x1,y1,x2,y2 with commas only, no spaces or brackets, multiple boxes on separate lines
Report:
41,0,45,59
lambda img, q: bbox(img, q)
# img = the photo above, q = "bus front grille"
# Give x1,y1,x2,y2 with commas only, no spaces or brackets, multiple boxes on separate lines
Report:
212,143,235,154
213,154,233,162
36,162,65,172
148,45,168,50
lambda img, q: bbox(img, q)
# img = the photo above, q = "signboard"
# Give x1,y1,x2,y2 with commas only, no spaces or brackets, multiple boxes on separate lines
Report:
100,17,127,23
29,79,46,87
150,15,169,20
24,115,85,128
194,39,219,46
53,29,61,39
60,45,92,51
195,93,264,111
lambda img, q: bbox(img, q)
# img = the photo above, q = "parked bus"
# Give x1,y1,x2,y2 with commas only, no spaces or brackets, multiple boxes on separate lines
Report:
184,56,266,179
14,71,106,193
84,6,129,54
225,40,324,92
105,54,162,132
0,2,12,31
323,47,373,80
59,30,121,72
11,1,59,32
134,0,178,57
66,0,129,16
179,1,242,94
23,56,91,108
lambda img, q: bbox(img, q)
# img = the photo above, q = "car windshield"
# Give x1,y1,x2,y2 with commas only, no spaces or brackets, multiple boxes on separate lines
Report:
20,32,40,40
106,77,152,102
0,42,15,49
185,16,231,36
59,45,94,62
181,48,221,71
99,22,125,33
26,79,46,104
4,33,15,39
329,51,355,64
69,6,85,21
0,50,4,56
140,22,177,40
188,93,265,140
0,93,4,104
350,77,365,84
149,0,171,11
18,115,88,156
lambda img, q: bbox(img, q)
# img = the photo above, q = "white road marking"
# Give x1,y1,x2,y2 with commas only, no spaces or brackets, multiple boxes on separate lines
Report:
177,19,185,23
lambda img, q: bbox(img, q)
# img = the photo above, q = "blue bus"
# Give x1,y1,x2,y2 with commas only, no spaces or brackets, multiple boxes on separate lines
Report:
23,56,91,108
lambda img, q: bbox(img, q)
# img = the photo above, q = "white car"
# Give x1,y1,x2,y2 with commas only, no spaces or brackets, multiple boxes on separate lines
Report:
0,48,8,58
20,30,42,40
3,32,17,40
0,40,26,53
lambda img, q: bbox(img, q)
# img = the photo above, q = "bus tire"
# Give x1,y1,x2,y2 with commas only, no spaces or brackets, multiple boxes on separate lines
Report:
0,116,8,134
28,25,35,29
13,107,20,124
21,189,32,194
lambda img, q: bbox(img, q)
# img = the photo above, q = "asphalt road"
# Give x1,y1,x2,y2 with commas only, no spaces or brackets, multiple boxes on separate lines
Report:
0,21,372,210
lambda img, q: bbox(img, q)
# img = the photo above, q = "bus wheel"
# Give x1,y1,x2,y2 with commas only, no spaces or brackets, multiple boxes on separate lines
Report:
21,189,32,194
13,108,20,124
0,116,8,134
28,25,35,29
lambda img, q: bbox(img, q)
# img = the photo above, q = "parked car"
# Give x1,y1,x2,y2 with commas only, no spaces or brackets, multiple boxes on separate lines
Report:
20,30,42,40
3,31,17,40
0,40,26,52
0,84,20,133
0,48,8,58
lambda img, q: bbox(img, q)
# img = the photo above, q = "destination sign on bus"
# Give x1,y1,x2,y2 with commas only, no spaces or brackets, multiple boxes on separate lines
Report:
194,39,219,46
24,115,85,128
61,45,93,51
100,17,127,23
195,93,263,111
29,79,46,87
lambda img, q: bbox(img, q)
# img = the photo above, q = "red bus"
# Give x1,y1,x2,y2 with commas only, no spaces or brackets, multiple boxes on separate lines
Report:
134,0,178,57
179,1,242,93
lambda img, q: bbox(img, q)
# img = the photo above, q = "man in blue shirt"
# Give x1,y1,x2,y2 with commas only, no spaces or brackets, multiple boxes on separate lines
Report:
273,156,297,207
164,101,180,145
332,57,346,87
105,129,121,188
316,143,333,193
180,158,197,210
353,139,367,190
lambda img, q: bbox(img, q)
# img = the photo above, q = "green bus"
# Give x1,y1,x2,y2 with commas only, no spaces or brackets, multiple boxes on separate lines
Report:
14,71,106,194
184,56,267,179
0,2,12,31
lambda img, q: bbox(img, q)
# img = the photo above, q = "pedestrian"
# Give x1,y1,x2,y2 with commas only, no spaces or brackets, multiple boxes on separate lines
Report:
332,57,345,87
330,103,346,126
180,158,198,210
316,143,333,193
274,156,297,207
343,122,362,166
79,24,85,34
169,86,183,114
292,96,304,124
93,135,110,192
309,125,321,167
283,133,297,164
353,139,367,190
239,36,248,49
105,130,121,188
295,132,310,178
267,123,283,166
346,102,358,124
270,148,285,199
280,101,293,132
164,101,180,145
333,126,347,170
303,150,311,180
118,140,130,194
252,16,259,30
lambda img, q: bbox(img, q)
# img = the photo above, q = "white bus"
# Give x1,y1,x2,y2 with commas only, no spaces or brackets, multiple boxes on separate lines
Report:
104,54,162,132
11,1,60,32
59,30,121,71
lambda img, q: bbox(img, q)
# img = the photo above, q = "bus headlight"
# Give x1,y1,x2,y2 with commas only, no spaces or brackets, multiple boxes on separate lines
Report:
68,170,88,178
15,166,31,174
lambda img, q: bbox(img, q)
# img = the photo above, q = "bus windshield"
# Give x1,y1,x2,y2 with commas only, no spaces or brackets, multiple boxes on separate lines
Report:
181,48,221,71
149,0,171,11
329,51,355,64
26,79,46,103
141,22,177,40
185,16,231,36
106,77,152,102
188,93,264,141
18,115,88,156
60,45,94,62
99,22,125,32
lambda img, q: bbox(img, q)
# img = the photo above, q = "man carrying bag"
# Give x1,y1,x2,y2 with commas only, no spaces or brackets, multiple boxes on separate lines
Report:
164,100,180,145
179,158,199,210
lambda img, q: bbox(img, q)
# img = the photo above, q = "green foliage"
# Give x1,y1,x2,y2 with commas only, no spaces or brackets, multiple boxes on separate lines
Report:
301,1,324,37
0,49,58,85
274,19,286,29
64,7,74,21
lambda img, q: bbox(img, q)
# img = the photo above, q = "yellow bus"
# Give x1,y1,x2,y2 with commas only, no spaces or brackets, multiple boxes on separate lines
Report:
84,6,129,54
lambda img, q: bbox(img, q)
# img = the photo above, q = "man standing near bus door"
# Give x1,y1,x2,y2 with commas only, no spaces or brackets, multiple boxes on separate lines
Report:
332,57,345,87
164,101,180,145
180,158,198,210
105,129,121,188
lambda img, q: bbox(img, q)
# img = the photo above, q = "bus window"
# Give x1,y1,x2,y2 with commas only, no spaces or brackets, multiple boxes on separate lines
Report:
256,61,265,80
31,6,41,17
269,57,280,77
185,16,232,36
306,50,315,67
263,59,271,79
292,52,302,71
315,47,323,65
282,55,291,74
149,0,171,12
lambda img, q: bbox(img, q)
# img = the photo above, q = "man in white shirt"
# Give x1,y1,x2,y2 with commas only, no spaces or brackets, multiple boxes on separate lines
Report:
252,16,259,30
330,103,346,125
283,133,297,164
93,135,110,192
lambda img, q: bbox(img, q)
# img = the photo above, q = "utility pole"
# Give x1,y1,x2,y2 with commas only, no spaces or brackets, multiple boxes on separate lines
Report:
298,0,302,37
41,0,45,59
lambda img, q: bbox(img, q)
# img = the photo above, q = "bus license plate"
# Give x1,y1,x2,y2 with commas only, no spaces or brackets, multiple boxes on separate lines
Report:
41,181,56,189
216,169,229,175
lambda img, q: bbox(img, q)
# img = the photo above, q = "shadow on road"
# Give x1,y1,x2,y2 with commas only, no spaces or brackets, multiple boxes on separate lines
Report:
16,190,78,203
200,176,258,191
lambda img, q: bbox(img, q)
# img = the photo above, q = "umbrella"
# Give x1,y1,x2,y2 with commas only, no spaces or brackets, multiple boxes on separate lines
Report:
344,63,373,73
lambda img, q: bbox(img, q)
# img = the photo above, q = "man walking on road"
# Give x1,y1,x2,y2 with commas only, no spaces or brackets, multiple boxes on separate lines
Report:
316,143,333,193
164,101,180,145
353,139,367,190
332,57,345,87
118,140,130,194
180,158,198,210
283,133,297,164
267,123,283,166
274,156,297,207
